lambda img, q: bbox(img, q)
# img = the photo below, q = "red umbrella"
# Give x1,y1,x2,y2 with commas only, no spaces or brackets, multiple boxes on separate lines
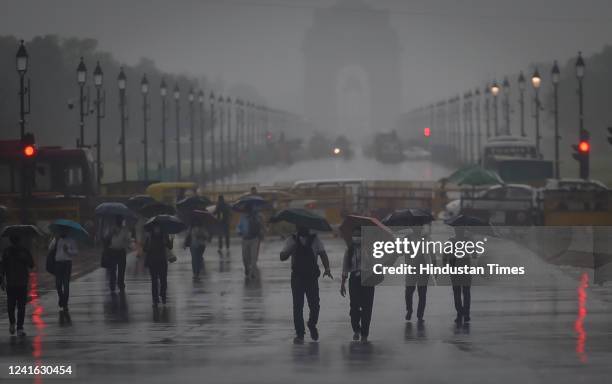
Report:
338,214,393,246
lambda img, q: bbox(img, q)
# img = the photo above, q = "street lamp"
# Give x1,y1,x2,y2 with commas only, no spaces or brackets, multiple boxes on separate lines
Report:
198,90,206,183
160,78,168,171
188,87,195,179
174,84,181,181
518,71,526,137
117,67,127,186
531,68,542,157
575,51,588,179
16,40,31,224
209,92,216,183
141,74,150,181
484,84,491,139
551,61,561,178
226,96,232,174
490,81,500,136
234,98,240,173
93,62,105,190
474,88,482,163
76,57,88,147
218,95,225,181
502,77,510,136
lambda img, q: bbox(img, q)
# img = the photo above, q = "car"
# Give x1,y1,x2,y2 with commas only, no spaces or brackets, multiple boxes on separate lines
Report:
543,178,609,192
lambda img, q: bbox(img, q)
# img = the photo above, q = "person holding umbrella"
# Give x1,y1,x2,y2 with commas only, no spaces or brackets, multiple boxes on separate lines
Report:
143,215,184,306
235,197,267,279
104,215,133,295
49,226,78,313
274,209,332,343
1,230,35,336
184,216,212,281
213,195,231,253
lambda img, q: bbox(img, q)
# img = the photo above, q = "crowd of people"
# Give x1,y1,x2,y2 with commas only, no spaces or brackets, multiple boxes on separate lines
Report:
0,193,475,344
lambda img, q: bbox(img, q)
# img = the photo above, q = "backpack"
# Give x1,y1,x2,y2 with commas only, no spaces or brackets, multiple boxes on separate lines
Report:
292,234,320,279
245,214,262,240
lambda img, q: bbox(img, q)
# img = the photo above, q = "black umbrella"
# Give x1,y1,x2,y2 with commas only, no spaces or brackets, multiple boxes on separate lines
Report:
144,215,186,234
176,196,213,212
382,208,434,226
1,225,44,238
126,195,156,211
270,208,332,232
444,214,497,237
232,195,271,212
140,202,176,218
95,202,136,218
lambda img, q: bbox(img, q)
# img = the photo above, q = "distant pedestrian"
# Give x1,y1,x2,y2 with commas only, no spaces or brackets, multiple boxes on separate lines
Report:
0,235,34,336
280,226,332,343
249,186,258,195
213,195,231,252
184,222,210,281
340,228,375,343
50,227,77,313
404,225,432,323
144,224,173,306
237,204,264,279
104,215,132,294
444,227,473,325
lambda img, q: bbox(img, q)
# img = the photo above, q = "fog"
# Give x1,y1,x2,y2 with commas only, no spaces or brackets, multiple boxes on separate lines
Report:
2,0,612,134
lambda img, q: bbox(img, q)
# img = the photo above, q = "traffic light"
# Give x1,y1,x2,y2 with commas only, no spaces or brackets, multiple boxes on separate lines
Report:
572,129,590,179
21,132,37,159
423,127,431,138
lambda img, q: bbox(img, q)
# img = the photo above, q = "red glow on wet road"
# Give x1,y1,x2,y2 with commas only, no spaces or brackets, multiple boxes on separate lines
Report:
574,272,588,363
29,272,46,384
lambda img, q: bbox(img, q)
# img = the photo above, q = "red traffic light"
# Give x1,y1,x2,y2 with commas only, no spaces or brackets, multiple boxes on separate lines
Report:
23,144,36,157
578,140,590,153
423,127,431,137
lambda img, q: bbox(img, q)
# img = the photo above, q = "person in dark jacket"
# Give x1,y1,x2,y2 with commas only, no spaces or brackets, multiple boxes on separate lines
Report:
0,235,34,336
280,226,332,343
144,225,173,306
214,195,231,252
443,227,473,325
404,225,433,323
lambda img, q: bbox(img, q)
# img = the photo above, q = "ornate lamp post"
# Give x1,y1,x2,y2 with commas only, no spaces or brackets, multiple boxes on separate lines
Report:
209,92,216,183
174,84,181,180
531,68,542,157
551,61,561,178
141,74,150,181
188,87,195,179
93,62,105,189
117,67,127,185
502,76,511,136
517,71,526,137
160,78,168,171
198,90,206,183
76,57,88,147
490,81,500,136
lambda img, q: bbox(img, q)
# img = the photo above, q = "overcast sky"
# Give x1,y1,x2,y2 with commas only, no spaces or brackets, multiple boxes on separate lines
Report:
2,0,612,115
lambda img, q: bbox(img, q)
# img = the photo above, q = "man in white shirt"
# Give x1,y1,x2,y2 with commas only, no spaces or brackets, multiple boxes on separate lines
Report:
280,226,332,343
50,228,78,312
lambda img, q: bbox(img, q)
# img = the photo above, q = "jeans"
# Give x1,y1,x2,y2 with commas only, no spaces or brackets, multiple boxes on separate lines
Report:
405,285,428,320
349,273,375,338
452,285,471,319
149,263,168,304
190,245,205,277
108,249,127,292
55,261,72,309
290,273,320,337
6,285,28,329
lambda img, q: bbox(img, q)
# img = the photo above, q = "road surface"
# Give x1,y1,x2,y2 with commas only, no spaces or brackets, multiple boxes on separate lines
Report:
0,234,611,383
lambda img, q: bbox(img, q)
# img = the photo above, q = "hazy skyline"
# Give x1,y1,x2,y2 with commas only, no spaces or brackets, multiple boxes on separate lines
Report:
2,0,612,116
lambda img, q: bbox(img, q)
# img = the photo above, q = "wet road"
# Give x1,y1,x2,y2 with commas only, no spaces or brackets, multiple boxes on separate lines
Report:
1,234,611,384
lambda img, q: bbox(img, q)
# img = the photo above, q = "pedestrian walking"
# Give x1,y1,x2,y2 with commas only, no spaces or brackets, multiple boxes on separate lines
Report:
50,227,77,313
104,215,132,295
144,224,173,306
340,228,375,343
213,195,231,252
444,226,473,325
404,225,432,323
184,222,210,280
237,204,264,279
0,235,34,336
280,226,332,343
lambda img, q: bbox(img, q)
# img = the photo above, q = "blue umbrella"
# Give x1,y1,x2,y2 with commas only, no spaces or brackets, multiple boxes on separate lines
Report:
95,202,136,218
231,195,271,212
49,219,90,243
144,215,186,234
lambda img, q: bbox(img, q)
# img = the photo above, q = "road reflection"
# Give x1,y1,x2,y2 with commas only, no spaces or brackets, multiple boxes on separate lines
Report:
574,272,588,363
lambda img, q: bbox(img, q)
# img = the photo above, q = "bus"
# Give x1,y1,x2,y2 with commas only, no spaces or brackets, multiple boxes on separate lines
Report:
482,136,552,185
